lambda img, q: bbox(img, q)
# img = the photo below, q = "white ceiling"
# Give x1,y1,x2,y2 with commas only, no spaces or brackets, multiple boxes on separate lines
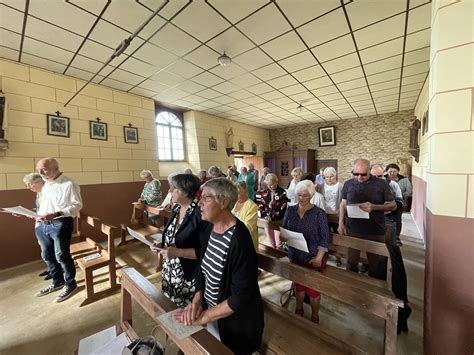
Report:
0,0,431,128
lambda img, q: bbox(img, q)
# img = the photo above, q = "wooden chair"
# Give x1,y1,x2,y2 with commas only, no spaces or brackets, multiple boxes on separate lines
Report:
75,212,121,306
119,203,165,246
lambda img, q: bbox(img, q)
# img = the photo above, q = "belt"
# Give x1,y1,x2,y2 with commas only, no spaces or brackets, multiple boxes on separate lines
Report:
41,216,73,224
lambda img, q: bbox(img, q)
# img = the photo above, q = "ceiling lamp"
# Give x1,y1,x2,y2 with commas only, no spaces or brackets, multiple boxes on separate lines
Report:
217,52,232,66
297,104,304,112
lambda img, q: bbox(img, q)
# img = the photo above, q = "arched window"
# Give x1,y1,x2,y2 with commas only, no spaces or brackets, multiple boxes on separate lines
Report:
155,110,184,161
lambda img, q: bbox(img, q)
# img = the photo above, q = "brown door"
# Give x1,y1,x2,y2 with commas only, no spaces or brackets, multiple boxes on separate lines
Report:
316,159,338,174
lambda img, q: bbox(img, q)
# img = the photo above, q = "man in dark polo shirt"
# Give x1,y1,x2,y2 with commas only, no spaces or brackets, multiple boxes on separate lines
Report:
338,159,396,280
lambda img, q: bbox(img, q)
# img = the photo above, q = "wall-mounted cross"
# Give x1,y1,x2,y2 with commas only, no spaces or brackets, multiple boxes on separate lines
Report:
55,111,61,116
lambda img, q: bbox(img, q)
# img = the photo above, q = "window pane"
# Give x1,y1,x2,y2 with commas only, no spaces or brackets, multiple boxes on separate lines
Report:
156,112,170,125
155,110,184,161
175,128,183,139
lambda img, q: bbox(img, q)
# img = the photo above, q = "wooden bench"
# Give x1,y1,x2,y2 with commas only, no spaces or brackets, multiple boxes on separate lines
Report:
120,267,232,354
258,217,393,290
258,245,403,355
74,212,121,306
119,204,165,246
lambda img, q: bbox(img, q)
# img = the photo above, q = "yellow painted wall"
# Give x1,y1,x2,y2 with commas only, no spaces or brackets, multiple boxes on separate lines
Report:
0,59,158,189
0,59,271,189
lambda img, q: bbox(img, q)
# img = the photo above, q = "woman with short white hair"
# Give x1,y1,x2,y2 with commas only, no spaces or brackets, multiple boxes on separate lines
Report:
287,167,303,205
137,170,163,223
282,179,329,323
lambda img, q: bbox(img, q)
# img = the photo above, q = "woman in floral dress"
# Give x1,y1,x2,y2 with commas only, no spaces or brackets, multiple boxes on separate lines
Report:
151,173,209,307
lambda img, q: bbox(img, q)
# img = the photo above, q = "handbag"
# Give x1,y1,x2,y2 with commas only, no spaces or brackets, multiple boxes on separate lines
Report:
122,325,165,355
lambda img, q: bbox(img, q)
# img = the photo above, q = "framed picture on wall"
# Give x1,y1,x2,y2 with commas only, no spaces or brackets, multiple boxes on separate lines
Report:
318,126,336,146
124,125,139,144
47,114,70,137
90,119,107,141
209,136,217,150
252,142,257,154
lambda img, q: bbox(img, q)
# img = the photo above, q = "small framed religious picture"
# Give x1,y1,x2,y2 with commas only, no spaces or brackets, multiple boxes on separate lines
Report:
209,136,217,150
238,141,244,151
90,118,107,141
318,126,336,146
252,142,257,154
47,113,70,138
124,125,139,144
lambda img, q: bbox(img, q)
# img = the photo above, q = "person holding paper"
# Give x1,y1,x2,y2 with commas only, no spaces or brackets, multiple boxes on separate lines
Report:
258,173,288,248
34,158,83,303
286,167,303,205
282,180,329,324
150,174,209,308
338,159,396,280
22,173,51,280
137,169,163,225
176,178,264,354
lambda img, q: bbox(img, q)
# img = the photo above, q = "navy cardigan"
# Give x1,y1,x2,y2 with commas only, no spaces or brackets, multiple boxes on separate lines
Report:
197,219,264,354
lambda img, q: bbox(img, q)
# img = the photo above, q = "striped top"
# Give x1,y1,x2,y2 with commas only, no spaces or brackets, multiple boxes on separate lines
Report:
201,225,235,307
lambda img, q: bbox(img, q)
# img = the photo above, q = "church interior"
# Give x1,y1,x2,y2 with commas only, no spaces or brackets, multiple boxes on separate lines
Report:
0,0,472,354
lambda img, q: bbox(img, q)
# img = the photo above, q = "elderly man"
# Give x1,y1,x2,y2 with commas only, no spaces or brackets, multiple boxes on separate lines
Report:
338,159,396,280
370,163,412,333
34,158,83,302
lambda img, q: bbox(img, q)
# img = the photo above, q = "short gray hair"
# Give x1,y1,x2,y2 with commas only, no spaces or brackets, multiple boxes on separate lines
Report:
323,167,337,177
139,169,153,179
295,180,315,197
23,173,43,185
202,178,237,211
208,165,220,176
265,173,278,185
263,167,271,174
370,163,384,171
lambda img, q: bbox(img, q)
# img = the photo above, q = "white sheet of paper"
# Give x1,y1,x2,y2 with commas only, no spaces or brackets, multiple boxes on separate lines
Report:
1,206,39,218
89,332,129,355
149,232,163,241
78,326,116,355
156,309,203,340
347,205,370,219
279,227,309,253
127,227,153,247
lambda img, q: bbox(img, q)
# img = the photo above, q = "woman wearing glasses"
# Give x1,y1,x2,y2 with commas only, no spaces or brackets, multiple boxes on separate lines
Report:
176,178,264,354
150,174,209,308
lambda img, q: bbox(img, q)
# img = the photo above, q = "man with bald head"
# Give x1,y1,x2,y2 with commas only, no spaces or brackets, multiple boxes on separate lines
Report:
338,159,396,280
34,158,82,303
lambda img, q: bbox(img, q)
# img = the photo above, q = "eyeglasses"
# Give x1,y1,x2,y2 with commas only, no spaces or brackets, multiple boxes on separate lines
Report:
373,175,384,178
201,194,216,202
352,172,368,176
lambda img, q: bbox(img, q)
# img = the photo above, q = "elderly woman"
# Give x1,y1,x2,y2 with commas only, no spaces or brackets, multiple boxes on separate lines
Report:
150,174,208,308
237,166,255,200
23,173,50,279
385,163,412,236
176,178,264,354
287,167,303,205
258,173,288,248
232,181,259,250
208,165,223,179
283,180,329,323
320,167,343,230
138,169,163,224
226,166,237,183
258,167,271,192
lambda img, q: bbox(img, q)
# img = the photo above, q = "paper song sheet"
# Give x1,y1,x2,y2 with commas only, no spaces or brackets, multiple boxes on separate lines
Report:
279,227,309,253
127,227,154,247
156,309,203,340
346,205,370,219
0,206,39,218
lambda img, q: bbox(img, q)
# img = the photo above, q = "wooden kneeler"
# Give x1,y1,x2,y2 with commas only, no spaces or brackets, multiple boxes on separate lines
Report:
75,212,121,306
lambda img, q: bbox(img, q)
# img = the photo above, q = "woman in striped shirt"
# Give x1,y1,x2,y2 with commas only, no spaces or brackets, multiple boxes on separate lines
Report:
175,178,264,355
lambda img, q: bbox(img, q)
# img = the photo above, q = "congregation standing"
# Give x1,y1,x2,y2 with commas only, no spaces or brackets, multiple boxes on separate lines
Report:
18,156,413,352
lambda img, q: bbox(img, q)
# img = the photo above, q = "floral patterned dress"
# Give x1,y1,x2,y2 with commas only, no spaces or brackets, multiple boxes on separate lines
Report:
161,202,198,308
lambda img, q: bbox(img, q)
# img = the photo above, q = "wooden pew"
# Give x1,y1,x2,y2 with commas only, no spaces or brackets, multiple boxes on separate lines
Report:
75,212,121,306
120,267,232,354
257,245,403,355
259,217,393,290
119,204,165,246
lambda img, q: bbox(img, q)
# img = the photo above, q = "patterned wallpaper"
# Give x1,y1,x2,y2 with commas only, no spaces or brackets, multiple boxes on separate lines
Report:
269,110,414,180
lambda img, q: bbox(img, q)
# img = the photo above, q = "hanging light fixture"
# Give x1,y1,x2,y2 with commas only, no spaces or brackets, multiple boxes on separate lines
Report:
217,52,232,66
297,104,304,112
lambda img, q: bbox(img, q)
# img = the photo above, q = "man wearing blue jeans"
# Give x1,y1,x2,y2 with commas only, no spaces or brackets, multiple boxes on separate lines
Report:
34,158,83,303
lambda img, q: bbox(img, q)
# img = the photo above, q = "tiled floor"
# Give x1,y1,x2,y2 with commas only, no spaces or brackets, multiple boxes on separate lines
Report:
0,213,424,354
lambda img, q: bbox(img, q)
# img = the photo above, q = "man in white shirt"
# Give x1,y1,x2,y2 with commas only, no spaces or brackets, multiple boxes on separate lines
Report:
34,158,83,303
